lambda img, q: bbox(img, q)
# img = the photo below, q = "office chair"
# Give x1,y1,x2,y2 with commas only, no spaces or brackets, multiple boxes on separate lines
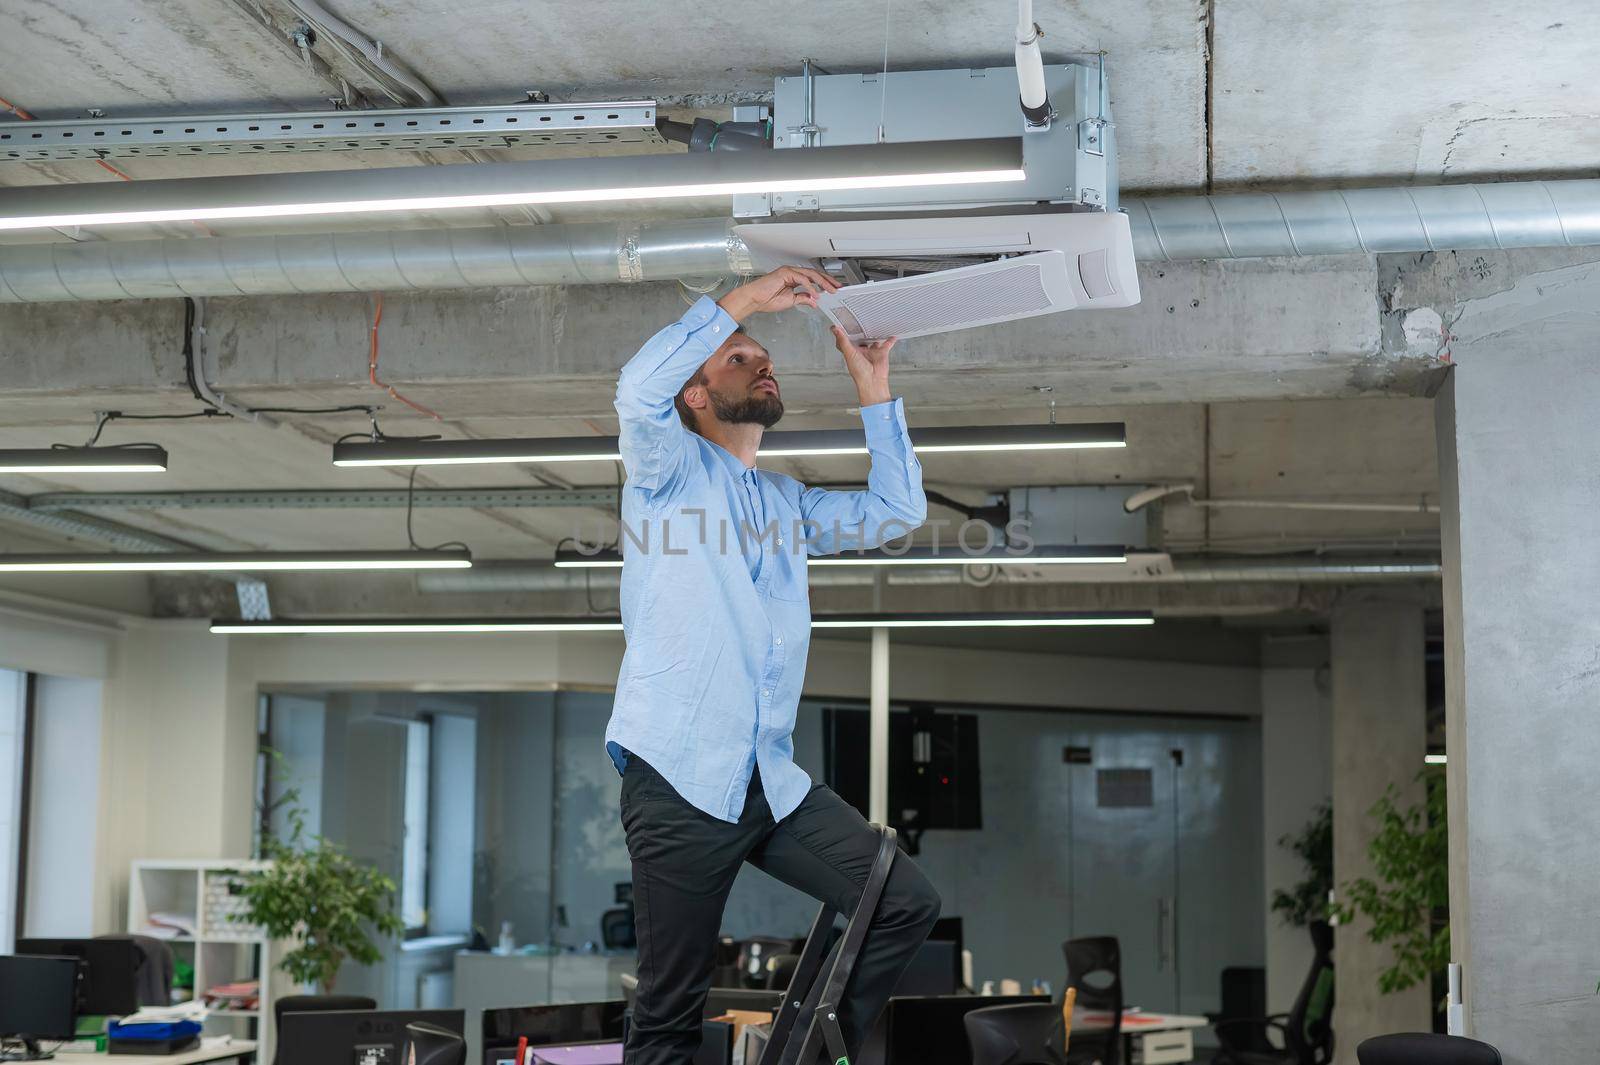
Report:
737,937,794,989
1208,967,1272,1056
1212,922,1334,1065
1355,1033,1501,1065
1063,936,1123,1065
763,952,799,991
965,1002,1068,1065
271,994,377,1065
600,906,637,950
404,1021,467,1065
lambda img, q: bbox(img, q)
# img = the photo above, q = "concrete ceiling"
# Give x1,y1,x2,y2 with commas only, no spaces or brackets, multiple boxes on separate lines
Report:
4,0,1567,621
3,0,1596,196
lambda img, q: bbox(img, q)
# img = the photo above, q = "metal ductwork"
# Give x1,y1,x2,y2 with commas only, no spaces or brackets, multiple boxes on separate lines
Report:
1127,179,1600,261
1,178,1598,302
414,555,1439,594
0,218,751,302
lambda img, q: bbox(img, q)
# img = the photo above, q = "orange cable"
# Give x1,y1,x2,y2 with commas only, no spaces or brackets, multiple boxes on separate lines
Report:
368,293,444,420
0,94,36,121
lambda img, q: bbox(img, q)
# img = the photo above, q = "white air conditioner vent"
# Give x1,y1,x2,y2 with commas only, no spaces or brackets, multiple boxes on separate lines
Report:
737,211,1140,339
818,252,1069,340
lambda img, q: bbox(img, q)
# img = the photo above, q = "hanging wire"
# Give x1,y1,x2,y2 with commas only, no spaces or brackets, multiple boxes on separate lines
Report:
404,467,470,553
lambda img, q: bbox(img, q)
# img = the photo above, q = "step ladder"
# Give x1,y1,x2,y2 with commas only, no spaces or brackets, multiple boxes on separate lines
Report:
757,825,898,1065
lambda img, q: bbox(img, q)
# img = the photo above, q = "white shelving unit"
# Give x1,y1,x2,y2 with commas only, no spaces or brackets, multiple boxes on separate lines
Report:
128,859,279,1063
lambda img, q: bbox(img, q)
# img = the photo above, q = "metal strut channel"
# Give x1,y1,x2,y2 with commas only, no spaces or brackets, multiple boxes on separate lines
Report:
0,101,663,162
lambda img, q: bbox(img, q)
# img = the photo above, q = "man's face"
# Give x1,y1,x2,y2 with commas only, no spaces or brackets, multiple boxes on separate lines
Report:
695,333,783,429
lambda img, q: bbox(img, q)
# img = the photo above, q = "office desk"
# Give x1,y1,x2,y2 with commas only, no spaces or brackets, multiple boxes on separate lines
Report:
1077,1011,1209,1064
59,1039,257,1063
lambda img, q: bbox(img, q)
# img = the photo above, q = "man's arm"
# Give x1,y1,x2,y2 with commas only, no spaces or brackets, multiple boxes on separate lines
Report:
613,297,736,496
615,267,840,497
800,329,928,554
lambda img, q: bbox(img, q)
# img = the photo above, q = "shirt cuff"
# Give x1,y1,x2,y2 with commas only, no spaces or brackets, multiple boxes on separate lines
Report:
859,397,908,442
682,295,738,347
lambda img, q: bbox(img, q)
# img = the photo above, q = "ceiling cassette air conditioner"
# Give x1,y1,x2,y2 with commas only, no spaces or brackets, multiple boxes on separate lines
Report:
736,211,1140,338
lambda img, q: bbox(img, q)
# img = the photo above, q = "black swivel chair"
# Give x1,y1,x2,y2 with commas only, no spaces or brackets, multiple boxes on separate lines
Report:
965,1002,1068,1065
1063,936,1123,1065
271,994,378,1065
1212,921,1334,1065
1208,967,1273,1057
405,1021,467,1065
1356,1033,1501,1065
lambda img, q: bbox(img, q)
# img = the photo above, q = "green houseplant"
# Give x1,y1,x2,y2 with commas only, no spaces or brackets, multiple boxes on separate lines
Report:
1333,769,1449,995
237,787,405,991
1271,801,1333,928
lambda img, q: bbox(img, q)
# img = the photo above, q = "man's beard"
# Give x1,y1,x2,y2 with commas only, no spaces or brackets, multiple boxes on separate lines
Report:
708,386,784,428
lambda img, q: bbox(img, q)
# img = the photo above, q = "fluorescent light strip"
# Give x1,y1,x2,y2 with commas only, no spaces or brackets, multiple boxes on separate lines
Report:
0,446,169,474
333,423,1126,469
212,611,1153,634
0,138,1026,232
211,620,622,635
335,450,623,468
0,171,1024,231
0,551,472,573
811,614,1153,628
1424,754,1448,765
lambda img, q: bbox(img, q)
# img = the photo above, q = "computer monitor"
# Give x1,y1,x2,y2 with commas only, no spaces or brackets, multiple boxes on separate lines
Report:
928,917,965,989
874,994,1039,1065
891,940,958,997
0,954,81,1060
277,1008,465,1065
482,1003,627,1065
17,938,141,1016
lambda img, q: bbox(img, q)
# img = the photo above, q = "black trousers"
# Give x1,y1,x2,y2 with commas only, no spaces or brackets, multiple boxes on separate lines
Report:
619,756,941,1065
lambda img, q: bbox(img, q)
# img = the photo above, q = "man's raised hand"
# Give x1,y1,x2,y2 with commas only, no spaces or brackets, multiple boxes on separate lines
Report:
832,327,896,408
717,266,840,322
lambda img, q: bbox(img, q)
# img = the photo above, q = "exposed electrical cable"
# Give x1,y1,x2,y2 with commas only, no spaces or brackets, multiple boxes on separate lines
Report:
368,293,444,421
404,467,470,553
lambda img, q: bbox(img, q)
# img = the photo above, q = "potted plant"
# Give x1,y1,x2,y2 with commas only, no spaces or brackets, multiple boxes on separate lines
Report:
236,791,405,991
1272,801,1333,928
1333,768,1449,996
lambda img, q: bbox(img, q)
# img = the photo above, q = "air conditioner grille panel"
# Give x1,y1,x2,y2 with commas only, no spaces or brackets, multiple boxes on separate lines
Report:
818,252,1075,341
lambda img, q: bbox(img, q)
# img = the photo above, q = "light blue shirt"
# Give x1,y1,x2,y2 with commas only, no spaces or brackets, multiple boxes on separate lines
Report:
604,297,927,822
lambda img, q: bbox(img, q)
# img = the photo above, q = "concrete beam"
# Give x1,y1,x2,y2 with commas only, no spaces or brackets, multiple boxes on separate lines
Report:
0,256,1426,412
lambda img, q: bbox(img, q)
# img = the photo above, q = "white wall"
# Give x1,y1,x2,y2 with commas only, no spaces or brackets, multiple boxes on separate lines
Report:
1259,659,1333,1014
23,674,104,937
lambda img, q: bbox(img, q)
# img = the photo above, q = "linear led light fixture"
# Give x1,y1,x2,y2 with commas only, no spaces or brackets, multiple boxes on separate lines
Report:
0,549,472,573
333,422,1125,468
0,137,1025,232
0,446,169,474
1425,753,1448,765
211,610,1152,635
554,545,1127,568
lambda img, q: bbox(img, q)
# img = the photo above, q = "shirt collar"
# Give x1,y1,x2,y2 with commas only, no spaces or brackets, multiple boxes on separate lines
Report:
700,434,759,480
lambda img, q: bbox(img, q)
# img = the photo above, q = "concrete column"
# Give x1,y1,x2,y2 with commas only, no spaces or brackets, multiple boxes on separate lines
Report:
1330,595,1428,1061
1433,256,1600,1064
1260,638,1333,1014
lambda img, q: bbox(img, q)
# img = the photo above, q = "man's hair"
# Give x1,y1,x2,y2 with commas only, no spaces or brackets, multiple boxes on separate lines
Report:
674,324,748,433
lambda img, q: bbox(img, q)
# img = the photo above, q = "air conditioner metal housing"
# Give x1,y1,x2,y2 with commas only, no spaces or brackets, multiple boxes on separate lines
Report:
733,61,1139,335
733,63,1117,217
